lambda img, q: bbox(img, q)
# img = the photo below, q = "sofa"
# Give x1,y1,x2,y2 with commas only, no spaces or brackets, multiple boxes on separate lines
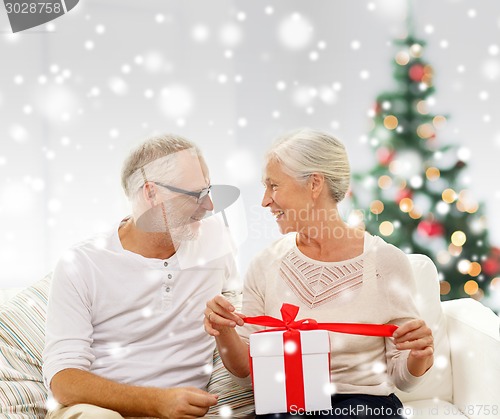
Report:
1,254,499,418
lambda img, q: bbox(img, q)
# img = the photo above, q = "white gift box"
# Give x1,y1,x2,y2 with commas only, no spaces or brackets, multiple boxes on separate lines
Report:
249,329,332,415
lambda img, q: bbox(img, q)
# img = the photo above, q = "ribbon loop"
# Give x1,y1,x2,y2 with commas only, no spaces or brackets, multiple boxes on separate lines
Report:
281,303,300,324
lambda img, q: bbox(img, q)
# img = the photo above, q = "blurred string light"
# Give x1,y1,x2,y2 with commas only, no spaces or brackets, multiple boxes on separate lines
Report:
379,221,394,236
425,167,440,181
370,200,384,215
451,231,467,247
442,188,457,204
433,115,446,128
383,115,398,130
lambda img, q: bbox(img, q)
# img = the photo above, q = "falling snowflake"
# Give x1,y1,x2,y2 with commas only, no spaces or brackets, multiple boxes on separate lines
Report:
203,363,213,375
292,85,314,108
284,340,297,354
47,199,62,213
274,371,285,383
36,85,79,122
45,397,59,411
143,51,165,73
225,149,258,184
371,361,386,374
323,382,337,396
219,23,243,47
10,124,28,142
219,405,233,417
481,59,500,80
158,85,193,119
108,77,128,95
192,24,210,42
278,13,313,50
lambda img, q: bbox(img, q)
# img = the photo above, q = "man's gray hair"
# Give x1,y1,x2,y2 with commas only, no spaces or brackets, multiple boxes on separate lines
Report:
121,133,201,199
266,128,351,203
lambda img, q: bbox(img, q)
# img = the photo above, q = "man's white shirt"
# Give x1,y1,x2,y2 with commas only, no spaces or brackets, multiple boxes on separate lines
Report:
43,217,241,390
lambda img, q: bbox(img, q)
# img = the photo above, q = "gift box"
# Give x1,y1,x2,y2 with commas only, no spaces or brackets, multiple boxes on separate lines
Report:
244,303,398,415
249,329,332,414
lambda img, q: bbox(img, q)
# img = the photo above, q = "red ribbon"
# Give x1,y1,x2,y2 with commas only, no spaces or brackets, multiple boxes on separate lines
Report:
245,303,398,412
244,303,398,336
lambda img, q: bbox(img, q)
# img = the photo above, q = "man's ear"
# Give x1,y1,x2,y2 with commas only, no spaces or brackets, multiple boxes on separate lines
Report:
143,182,157,205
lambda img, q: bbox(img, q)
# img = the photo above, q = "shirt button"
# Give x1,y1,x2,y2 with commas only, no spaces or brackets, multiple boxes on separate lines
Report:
165,287,171,293
164,261,168,267
168,274,172,279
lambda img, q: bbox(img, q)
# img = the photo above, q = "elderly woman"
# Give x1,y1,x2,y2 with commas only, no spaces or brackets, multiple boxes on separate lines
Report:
205,128,434,418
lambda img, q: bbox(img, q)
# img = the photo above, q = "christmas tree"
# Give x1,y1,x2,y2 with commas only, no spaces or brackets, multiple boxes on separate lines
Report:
350,28,500,303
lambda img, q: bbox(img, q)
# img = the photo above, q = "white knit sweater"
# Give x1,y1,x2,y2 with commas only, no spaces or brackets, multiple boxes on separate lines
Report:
238,232,423,395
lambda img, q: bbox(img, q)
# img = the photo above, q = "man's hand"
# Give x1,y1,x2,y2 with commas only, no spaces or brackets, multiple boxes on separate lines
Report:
50,369,217,418
156,387,218,419
393,319,434,377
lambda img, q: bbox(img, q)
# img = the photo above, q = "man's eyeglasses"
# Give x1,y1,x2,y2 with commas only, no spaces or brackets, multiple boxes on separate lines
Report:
154,182,211,204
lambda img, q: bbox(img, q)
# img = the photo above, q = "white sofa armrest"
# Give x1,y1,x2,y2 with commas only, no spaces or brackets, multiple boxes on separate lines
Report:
443,299,500,419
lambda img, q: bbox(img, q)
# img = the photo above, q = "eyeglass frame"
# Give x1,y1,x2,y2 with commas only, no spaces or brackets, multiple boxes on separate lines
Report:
153,182,212,204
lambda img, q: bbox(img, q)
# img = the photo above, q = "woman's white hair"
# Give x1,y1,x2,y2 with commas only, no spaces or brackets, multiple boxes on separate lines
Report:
121,133,201,202
266,128,351,203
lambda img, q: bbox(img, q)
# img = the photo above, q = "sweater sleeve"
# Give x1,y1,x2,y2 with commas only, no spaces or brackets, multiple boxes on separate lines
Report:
42,252,95,389
376,242,425,392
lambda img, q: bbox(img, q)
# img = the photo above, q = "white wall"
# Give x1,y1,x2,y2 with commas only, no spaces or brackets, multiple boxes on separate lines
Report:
1,0,499,288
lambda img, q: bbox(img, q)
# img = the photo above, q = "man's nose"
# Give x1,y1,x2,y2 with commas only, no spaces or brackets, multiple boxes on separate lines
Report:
200,194,214,211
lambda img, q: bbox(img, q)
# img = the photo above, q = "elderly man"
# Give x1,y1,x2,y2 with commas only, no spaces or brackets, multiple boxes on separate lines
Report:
43,134,240,418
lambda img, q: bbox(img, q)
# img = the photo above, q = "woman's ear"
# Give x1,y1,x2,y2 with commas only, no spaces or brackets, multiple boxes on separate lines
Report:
309,173,324,199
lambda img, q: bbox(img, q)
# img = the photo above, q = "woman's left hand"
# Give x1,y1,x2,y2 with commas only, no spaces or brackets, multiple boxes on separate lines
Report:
393,319,434,376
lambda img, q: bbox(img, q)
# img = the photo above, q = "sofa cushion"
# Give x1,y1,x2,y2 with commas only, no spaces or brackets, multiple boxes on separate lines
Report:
396,254,453,404
206,290,255,417
207,349,254,417
0,275,50,418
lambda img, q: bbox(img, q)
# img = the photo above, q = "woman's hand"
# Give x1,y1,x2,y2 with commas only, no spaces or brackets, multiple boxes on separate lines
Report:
393,319,434,377
204,295,246,337
204,296,251,378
